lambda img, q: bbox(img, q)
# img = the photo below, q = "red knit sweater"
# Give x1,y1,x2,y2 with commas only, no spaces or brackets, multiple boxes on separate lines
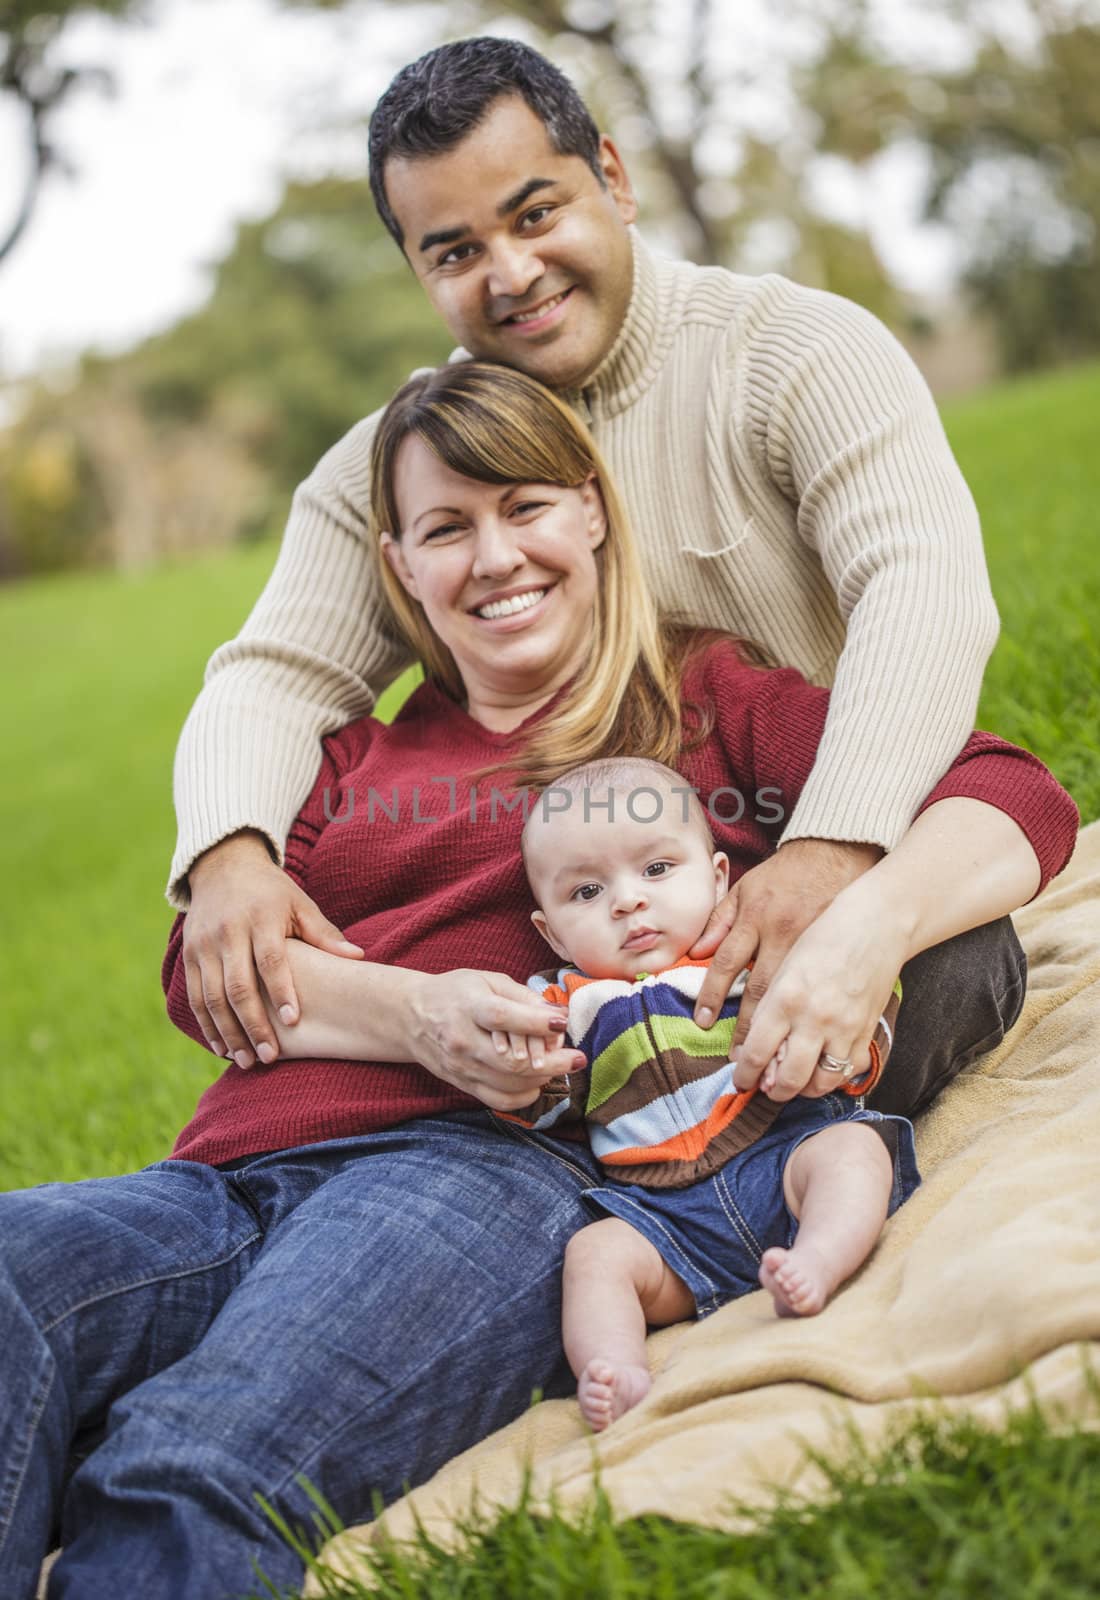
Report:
164,644,1079,1165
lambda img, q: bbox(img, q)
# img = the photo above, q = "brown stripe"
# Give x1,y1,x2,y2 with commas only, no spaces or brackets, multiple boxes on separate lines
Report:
593,1045,732,1124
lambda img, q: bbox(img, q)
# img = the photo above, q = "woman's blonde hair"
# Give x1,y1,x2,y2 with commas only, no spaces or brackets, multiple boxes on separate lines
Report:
369,361,748,785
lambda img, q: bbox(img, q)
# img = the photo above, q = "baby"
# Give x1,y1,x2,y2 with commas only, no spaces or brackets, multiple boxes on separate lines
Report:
509,756,919,1431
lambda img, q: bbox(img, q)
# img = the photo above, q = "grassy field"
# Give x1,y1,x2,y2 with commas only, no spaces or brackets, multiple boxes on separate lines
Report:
1,360,1097,1592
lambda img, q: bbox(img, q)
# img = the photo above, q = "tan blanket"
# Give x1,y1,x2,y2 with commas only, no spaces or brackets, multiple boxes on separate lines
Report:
317,822,1100,1582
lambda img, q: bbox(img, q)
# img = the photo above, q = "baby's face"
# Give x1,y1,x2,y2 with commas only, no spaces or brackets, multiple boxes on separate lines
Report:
526,795,729,981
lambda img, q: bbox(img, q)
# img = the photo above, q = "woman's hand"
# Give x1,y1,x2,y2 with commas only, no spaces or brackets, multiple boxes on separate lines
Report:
406,970,585,1111
185,831,364,1068
730,872,909,1101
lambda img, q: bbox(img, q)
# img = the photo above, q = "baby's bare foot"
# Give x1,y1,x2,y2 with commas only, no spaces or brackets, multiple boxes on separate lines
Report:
577,1358,652,1431
759,1245,832,1317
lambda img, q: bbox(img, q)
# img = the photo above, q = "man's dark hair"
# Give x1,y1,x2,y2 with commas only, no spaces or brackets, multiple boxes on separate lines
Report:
368,37,603,250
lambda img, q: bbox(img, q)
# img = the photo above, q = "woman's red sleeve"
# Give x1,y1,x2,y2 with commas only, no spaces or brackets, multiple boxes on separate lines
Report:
161,720,376,1047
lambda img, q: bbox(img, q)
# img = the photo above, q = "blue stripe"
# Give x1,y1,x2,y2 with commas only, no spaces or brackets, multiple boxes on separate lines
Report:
592,1059,737,1158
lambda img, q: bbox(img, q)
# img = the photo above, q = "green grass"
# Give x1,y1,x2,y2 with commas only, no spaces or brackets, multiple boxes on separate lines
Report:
946,362,1100,817
249,1391,1100,1599
0,361,1097,1190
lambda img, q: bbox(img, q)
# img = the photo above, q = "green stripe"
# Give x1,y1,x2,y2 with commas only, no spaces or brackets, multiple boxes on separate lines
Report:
646,1013,734,1057
588,1021,654,1112
587,1014,735,1113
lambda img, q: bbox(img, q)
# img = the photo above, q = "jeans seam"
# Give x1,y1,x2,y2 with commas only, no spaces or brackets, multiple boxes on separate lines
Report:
39,1229,261,1337
713,1169,766,1263
488,1114,594,1186
0,1359,53,1559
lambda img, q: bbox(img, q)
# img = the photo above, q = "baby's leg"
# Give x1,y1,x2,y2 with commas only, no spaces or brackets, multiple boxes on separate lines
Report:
759,1122,893,1317
563,1217,694,1431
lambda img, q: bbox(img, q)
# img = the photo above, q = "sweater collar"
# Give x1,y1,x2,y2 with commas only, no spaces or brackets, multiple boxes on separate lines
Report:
565,229,684,421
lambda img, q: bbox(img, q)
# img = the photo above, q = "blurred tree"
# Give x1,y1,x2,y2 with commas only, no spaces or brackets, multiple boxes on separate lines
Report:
918,10,1100,370
1,0,142,264
0,175,451,576
805,0,1100,370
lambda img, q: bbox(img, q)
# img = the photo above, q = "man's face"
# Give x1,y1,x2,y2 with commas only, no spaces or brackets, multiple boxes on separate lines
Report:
383,95,638,391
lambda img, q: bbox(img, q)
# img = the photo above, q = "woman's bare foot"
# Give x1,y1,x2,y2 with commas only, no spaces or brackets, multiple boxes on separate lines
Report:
577,1358,652,1431
758,1244,833,1317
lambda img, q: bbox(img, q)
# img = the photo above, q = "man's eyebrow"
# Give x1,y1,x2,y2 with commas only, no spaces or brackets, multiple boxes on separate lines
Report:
418,225,468,255
497,177,556,217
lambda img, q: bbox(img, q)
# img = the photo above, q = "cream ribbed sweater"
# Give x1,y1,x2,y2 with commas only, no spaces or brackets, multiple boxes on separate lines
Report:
168,231,997,907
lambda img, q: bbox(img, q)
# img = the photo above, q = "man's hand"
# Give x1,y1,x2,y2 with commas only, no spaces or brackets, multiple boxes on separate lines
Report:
406,970,585,1111
184,831,364,1068
689,837,883,1054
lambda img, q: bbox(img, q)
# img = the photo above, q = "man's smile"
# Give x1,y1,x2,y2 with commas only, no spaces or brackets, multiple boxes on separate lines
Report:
498,287,576,333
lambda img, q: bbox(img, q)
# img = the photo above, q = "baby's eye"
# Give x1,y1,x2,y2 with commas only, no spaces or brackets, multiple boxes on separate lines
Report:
644,861,673,878
571,883,601,902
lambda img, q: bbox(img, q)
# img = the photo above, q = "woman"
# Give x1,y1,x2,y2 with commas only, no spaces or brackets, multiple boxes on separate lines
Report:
0,365,1076,1599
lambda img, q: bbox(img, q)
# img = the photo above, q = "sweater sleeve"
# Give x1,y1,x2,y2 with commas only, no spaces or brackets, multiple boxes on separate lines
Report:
705,646,1078,898
741,281,1000,852
162,719,376,1048
495,978,590,1133
167,407,416,909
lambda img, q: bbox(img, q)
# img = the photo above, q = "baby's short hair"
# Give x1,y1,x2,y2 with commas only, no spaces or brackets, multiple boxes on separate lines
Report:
520,756,714,896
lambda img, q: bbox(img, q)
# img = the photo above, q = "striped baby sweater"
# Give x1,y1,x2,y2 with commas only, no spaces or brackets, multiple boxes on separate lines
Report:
505,957,902,1189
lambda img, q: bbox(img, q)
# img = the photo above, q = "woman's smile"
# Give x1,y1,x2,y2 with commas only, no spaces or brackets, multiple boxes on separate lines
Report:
469,583,556,629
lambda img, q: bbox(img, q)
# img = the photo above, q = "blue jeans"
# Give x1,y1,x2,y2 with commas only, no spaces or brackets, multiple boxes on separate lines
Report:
0,1112,600,1600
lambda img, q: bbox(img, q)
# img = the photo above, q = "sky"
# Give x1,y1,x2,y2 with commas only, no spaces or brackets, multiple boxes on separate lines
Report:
0,0,966,385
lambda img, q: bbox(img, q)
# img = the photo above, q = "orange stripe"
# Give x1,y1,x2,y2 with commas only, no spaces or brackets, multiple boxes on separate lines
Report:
600,1090,756,1168
842,1039,882,1097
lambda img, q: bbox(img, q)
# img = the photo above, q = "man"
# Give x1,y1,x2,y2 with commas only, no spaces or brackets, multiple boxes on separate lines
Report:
174,36,1024,1112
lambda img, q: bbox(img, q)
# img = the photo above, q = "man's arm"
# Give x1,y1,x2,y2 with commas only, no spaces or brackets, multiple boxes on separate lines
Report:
697,285,1000,1038
744,279,1000,853
167,407,414,909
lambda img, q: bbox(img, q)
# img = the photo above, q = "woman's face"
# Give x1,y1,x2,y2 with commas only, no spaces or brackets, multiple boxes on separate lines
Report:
382,434,607,724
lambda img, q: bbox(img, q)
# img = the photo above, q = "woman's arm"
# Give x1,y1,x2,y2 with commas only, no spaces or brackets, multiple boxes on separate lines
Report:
848,795,1040,960
270,944,585,1112
729,794,1054,1102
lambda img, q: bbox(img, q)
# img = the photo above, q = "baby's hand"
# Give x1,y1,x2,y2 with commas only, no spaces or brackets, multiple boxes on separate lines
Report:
756,1039,787,1097
491,1029,584,1073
